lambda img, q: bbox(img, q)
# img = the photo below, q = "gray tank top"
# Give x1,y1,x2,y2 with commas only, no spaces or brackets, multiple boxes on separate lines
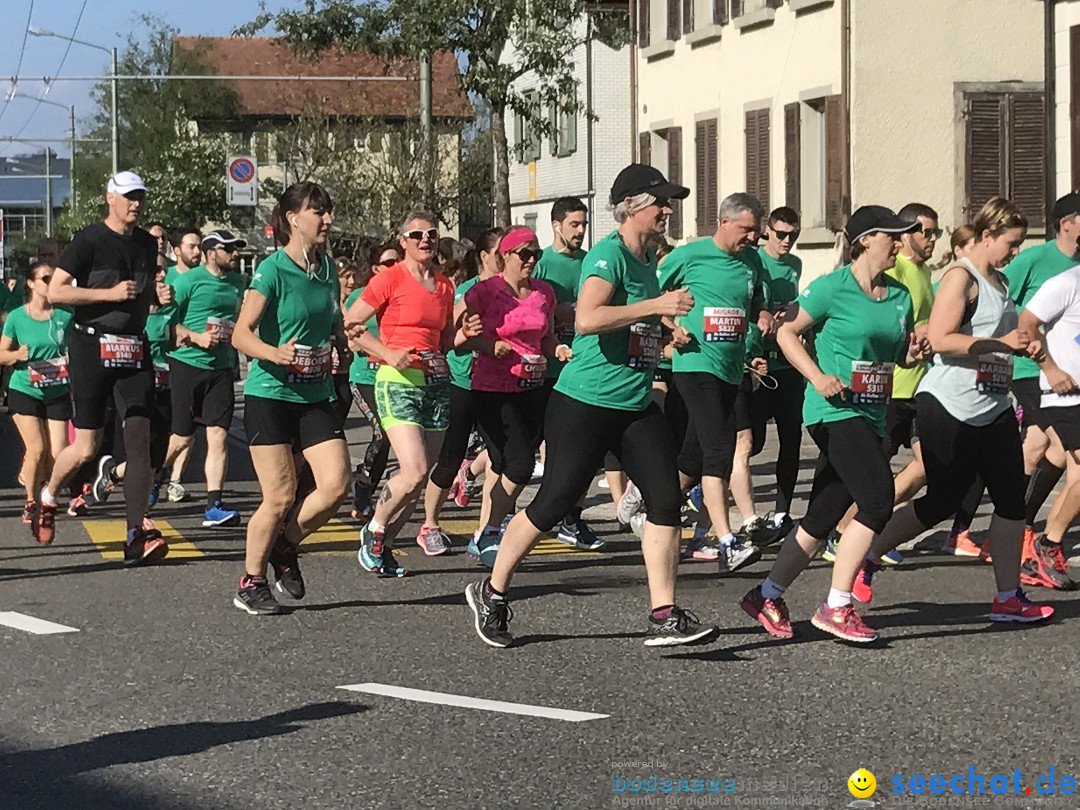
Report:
916,257,1016,426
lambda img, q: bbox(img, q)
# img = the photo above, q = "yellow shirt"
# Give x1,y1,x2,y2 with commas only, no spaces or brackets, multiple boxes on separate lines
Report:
885,253,933,399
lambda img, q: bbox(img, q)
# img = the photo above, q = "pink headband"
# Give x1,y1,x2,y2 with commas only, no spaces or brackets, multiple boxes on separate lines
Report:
499,226,537,254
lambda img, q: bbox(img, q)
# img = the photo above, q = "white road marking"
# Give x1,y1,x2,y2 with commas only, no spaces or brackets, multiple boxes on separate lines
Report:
0,611,79,635
337,682,608,722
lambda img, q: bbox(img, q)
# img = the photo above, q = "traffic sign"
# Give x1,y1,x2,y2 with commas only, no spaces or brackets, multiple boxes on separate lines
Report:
226,155,258,207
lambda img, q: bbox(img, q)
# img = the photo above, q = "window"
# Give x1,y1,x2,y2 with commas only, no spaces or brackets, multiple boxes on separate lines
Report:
514,90,542,163
666,128,684,239
784,102,801,211
638,0,650,48
964,89,1045,228
745,108,771,213
667,0,681,40
695,118,718,235
682,0,694,34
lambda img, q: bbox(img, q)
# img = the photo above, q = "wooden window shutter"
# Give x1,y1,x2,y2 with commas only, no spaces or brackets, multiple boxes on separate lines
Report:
1008,92,1046,229
964,94,1005,223
639,0,651,48
784,102,801,211
667,0,681,40
682,0,694,34
824,94,848,230
1073,26,1080,191
667,127,683,239
640,131,652,166
714,0,729,25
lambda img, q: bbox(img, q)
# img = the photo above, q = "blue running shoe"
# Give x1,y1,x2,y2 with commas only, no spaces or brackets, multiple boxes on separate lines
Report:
203,501,240,527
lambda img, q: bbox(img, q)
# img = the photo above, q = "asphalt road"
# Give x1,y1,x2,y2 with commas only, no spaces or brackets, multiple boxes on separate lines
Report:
1,405,1078,810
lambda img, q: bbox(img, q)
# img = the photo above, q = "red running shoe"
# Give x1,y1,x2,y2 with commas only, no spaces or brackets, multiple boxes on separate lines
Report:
811,602,879,643
990,589,1054,623
123,527,169,567
740,585,794,638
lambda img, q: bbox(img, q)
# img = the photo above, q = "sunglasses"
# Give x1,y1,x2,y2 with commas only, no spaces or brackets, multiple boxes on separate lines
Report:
919,227,943,240
510,248,543,263
404,228,439,242
773,228,800,243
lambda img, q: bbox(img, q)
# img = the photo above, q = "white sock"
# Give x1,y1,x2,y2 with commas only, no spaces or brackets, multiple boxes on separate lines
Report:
40,486,57,507
367,517,386,533
826,587,852,609
997,589,1017,602
772,512,787,526
761,577,785,600
717,532,737,548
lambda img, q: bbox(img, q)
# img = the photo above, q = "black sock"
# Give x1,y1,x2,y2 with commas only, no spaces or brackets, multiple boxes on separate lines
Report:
483,577,506,601
207,489,223,507
1024,459,1064,526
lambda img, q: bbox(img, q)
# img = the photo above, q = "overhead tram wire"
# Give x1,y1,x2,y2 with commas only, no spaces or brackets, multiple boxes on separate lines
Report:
0,0,36,127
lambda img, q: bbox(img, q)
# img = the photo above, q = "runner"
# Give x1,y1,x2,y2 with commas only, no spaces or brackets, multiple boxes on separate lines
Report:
465,163,718,648
459,226,559,564
740,205,928,643
346,211,455,577
0,262,72,528
230,182,350,614
851,197,1054,625
345,242,401,522
160,229,247,528
35,171,170,563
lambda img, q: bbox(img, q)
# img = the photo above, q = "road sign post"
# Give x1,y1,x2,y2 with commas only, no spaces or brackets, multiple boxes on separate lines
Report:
226,155,258,207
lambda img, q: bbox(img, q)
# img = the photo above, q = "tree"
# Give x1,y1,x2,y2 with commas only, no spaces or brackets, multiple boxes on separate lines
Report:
239,1,629,227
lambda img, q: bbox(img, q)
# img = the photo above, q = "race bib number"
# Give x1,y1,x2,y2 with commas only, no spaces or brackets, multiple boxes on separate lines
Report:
286,343,332,384
976,353,1012,395
702,307,746,343
627,322,663,370
99,334,144,369
514,353,547,389
849,360,894,405
206,317,235,343
418,350,450,385
27,357,68,388
154,363,170,390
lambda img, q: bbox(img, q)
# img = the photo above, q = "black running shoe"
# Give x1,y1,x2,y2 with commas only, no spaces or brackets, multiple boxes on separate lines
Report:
644,606,718,647
268,537,306,600
234,575,285,615
465,581,514,648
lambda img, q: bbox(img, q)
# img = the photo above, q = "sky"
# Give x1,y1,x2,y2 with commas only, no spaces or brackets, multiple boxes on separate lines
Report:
0,0,304,158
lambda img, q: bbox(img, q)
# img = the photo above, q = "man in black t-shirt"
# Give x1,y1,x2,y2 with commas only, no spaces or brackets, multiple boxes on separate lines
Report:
34,171,173,565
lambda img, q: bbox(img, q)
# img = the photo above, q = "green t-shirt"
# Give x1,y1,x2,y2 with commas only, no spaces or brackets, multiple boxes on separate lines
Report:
659,238,762,385
534,246,585,380
168,265,246,371
2,305,72,401
798,266,913,435
447,276,480,390
345,287,380,386
757,247,802,370
243,250,338,404
1004,240,1080,380
555,230,661,412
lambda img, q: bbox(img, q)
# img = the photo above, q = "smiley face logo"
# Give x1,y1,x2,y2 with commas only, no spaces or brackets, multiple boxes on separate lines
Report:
848,768,876,798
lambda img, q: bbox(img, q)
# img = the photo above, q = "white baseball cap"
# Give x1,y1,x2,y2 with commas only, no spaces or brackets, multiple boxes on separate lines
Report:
107,171,147,195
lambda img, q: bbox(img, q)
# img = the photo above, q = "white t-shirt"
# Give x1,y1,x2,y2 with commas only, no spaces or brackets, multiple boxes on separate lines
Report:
1025,264,1080,409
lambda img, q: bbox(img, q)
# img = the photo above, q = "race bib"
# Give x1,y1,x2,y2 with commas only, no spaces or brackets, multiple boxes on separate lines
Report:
417,350,450,385
27,357,68,388
154,363,170,390
976,353,1012,395
286,343,332,384
627,322,663,370
702,307,746,343
206,317,235,343
513,353,547,389
849,360,894,405
99,334,144,369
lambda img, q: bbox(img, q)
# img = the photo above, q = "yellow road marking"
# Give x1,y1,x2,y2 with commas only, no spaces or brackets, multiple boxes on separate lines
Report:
81,519,203,559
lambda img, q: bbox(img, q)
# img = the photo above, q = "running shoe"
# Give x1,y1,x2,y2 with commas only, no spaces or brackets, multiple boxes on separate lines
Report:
358,524,387,573
123,527,169,567
942,530,982,557
1020,535,1076,591
22,500,35,525
148,481,160,509
821,530,840,562
234,574,285,616
465,581,514,648
269,537,305,599
452,458,474,508
32,499,57,545
880,549,903,566
92,455,117,503
203,501,241,528
616,482,645,526
416,525,451,556
555,518,605,551
810,602,878,643
758,513,794,547
989,588,1055,623
685,484,703,513
717,536,761,574
466,525,501,568
681,533,719,561
165,481,189,503
740,585,794,638
644,606,718,647
851,559,883,604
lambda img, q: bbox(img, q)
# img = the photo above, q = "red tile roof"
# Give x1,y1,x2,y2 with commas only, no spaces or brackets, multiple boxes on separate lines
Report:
171,36,472,120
